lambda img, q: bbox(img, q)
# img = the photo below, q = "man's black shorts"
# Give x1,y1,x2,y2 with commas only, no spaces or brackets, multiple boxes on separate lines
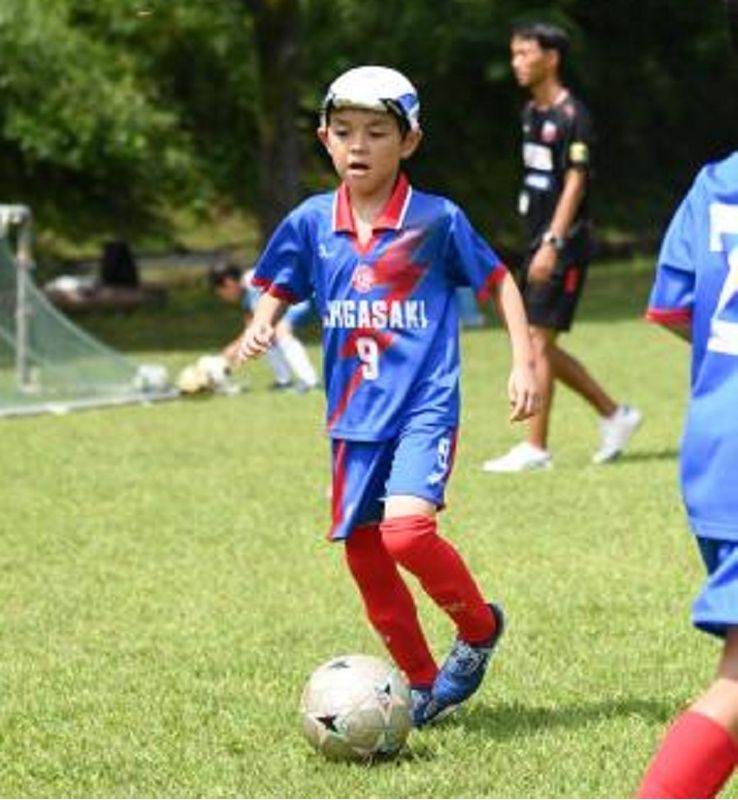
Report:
519,243,590,332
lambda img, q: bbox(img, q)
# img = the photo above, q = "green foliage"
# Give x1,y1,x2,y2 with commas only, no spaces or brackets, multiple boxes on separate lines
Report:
573,0,736,227
0,0,193,235
0,260,734,796
0,0,736,250
0,0,258,241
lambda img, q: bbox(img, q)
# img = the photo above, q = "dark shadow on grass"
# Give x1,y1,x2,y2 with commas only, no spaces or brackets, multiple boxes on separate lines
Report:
372,743,438,765
347,696,676,768
394,696,674,765
303,742,438,767
615,448,679,464
454,696,673,739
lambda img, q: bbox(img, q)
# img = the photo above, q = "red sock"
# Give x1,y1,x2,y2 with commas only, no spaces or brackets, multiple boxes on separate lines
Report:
344,523,438,687
380,515,495,644
637,711,738,798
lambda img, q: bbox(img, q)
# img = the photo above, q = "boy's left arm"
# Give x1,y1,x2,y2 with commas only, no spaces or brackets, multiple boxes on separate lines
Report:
491,270,539,421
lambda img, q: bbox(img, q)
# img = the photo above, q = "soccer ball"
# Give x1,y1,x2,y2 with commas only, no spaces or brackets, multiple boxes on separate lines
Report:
133,363,170,392
175,363,209,395
196,354,231,388
300,654,412,762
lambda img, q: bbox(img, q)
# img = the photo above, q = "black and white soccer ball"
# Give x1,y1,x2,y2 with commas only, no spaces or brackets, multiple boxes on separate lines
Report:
300,654,412,762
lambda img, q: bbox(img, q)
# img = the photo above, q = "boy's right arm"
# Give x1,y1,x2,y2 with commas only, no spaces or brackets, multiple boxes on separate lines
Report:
235,292,288,363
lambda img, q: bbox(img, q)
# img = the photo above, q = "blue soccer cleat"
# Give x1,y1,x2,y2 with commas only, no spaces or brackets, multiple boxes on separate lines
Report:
431,603,505,708
410,685,458,728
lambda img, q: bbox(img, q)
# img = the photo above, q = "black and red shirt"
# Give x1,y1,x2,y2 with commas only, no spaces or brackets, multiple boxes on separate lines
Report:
518,90,593,249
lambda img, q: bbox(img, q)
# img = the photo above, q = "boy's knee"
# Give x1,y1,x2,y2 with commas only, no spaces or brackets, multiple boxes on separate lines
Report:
719,627,738,679
380,515,436,562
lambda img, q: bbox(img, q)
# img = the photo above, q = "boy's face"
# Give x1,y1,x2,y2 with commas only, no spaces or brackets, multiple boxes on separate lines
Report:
318,107,421,198
510,35,558,89
213,276,242,306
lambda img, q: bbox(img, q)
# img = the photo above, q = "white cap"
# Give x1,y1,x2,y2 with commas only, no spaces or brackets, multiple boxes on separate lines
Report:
321,66,420,131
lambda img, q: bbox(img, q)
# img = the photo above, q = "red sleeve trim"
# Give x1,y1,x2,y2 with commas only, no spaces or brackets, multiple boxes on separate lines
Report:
267,285,300,304
250,274,300,304
645,307,692,325
476,263,508,302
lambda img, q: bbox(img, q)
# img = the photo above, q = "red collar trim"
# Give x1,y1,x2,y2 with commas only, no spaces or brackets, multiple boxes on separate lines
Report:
333,173,412,234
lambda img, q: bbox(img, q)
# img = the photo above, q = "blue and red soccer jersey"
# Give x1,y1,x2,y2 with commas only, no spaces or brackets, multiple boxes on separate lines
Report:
647,152,738,541
252,173,506,441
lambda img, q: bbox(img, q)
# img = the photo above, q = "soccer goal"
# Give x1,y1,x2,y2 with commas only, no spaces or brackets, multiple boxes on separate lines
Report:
0,205,176,417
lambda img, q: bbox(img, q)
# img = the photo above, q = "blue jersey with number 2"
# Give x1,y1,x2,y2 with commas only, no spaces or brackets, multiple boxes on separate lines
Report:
253,173,506,441
647,152,738,540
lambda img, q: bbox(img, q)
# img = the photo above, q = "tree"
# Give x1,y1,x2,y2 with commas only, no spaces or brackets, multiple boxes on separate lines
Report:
0,0,196,240
243,0,303,240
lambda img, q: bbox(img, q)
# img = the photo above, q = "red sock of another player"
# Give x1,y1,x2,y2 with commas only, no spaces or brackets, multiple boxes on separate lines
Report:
380,515,495,644
344,523,438,687
637,710,738,798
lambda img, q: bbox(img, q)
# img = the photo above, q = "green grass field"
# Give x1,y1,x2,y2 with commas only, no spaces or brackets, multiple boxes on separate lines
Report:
1,259,732,798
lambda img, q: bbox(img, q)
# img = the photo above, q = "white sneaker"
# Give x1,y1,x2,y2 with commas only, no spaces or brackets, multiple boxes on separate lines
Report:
482,442,552,473
592,405,643,464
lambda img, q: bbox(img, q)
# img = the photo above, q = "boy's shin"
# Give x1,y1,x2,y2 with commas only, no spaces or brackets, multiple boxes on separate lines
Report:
380,515,495,644
344,523,437,686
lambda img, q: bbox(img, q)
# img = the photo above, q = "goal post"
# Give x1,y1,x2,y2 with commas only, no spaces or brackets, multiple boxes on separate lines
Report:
0,205,34,391
0,205,176,417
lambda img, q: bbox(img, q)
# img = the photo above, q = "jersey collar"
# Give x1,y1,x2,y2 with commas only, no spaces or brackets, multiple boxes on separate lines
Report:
333,172,412,235
528,87,570,112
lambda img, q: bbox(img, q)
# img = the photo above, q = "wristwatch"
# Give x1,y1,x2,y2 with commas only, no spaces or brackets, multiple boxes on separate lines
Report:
541,230,565,251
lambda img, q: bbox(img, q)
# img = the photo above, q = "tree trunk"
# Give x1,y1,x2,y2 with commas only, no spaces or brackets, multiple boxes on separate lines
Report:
244,0,302,243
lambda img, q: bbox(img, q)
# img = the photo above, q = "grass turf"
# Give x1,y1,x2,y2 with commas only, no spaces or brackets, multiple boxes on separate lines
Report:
0,258,730,797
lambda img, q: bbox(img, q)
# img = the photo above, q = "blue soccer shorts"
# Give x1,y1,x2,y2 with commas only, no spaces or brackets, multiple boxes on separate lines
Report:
693,537,738,638
328,424,458,541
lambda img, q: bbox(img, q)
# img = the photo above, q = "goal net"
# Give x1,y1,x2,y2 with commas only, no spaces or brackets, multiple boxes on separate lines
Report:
0,206,175,417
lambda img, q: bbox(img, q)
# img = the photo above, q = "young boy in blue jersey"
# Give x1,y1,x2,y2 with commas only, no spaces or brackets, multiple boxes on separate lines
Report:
637,4,738,795
237,65,539,726
637,111,738,800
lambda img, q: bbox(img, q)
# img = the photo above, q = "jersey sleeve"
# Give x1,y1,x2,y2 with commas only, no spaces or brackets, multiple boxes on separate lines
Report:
562,100,593,173
646,180,700,325
251,211,312,304
446,205,507,302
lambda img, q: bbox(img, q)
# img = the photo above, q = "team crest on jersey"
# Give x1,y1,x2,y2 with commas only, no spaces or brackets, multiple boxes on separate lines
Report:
541,121,558,143
351,264,375,293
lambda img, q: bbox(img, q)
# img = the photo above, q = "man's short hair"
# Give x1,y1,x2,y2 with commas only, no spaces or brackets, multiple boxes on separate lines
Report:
208,261,242,290
511,21,570,61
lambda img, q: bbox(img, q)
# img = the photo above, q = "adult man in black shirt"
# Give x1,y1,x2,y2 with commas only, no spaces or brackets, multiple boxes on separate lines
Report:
484,22,641,472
